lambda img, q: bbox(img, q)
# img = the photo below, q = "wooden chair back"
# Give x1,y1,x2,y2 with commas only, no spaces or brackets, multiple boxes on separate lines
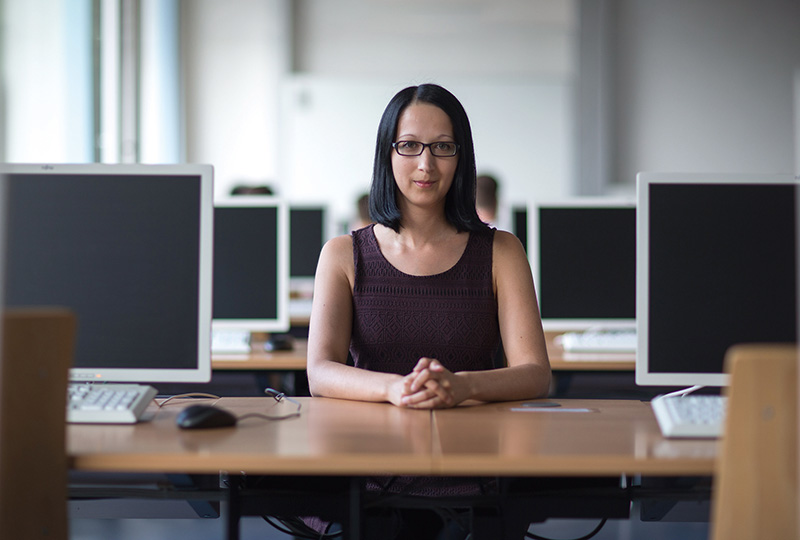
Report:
0,308,76,539
711,342,798,540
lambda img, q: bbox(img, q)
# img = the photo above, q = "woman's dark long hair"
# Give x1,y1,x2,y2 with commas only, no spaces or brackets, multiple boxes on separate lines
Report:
368,84,487,233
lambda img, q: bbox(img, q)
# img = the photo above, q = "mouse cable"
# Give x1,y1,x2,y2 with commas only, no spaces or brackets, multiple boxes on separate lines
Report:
156,392,221,408
237,411,302,421
262,515,342,539
525,518,608,540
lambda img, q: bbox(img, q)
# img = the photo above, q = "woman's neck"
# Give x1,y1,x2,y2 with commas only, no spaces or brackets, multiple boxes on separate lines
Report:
392,214,458,247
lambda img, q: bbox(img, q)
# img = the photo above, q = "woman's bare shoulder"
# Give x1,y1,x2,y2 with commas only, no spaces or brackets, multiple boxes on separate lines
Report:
492,229,526,257
318,234,355,274
324,233,354,252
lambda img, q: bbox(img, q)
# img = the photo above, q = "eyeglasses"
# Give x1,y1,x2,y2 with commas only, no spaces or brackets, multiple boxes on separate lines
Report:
392,140,459,157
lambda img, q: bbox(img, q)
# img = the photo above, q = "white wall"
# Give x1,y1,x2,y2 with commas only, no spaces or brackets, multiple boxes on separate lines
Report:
181,0,287,201
795,67,800,175
1,0,93,163
293,0,576,78
279,75,573,221
608,0,800,192
180,0,578,225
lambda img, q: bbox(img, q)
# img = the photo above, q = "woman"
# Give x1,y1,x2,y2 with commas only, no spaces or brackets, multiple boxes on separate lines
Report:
307,84,550,407
303,84,552,539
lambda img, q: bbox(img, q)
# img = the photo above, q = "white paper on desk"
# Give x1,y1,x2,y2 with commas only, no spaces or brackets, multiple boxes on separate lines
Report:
510,408,595,413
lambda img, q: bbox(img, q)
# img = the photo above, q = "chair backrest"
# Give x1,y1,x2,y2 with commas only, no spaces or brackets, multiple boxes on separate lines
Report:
0,308,76,539
710,343,798,540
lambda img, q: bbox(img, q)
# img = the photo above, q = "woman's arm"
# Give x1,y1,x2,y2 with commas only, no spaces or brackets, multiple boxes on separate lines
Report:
306,235,411,405
403,231,551,408
484,230,551,398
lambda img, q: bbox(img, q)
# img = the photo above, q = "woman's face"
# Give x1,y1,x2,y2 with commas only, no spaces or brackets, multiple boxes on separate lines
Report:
391,102,458,214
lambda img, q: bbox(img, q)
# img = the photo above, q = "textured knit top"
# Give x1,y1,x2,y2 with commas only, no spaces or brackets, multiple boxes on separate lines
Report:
350,224,500,375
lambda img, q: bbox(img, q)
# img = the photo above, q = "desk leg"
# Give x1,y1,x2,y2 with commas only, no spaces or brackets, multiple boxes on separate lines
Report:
346,477,361,540
226,476,241,540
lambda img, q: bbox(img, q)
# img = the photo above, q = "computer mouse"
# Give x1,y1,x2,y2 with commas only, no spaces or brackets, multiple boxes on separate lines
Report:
264,334,295,351
176,404,238,429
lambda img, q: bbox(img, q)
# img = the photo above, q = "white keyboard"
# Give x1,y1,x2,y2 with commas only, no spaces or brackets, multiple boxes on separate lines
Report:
651,394,727,438
67,383,157,424
211,329,252,354
558,330,637,353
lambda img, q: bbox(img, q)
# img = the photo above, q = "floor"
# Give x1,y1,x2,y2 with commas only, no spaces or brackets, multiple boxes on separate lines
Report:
71,512,710,540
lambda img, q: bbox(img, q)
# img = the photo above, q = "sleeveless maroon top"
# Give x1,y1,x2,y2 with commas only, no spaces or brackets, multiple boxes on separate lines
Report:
350,224,500,375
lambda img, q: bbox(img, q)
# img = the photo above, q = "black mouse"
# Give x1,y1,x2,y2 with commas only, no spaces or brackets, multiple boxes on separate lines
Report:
176,404,237,429
264,333,295,351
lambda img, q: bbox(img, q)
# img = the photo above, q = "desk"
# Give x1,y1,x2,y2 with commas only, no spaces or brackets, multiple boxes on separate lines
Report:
545,331,636,372
69,397,432,475
433,399,715,476
69,397,715,479
212,338,307,371
211,333,636,374
69,398,714,539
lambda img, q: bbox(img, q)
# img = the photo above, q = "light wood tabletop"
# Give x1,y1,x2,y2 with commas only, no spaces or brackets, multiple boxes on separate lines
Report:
544,331,636,371
432,399,717,476
211,332,637,373
68,396,433,475
68,397,715,478
212,336,308,370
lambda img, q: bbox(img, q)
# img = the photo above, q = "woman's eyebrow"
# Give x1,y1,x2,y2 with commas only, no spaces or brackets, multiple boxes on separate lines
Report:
395,133,455,140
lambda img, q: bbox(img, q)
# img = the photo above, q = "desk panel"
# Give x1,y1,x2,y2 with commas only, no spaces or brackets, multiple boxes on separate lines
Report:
212,339,307,370
545,332,636,371
69,397,432,475
433,400,716,476
212,334,636,373
69,397,715,478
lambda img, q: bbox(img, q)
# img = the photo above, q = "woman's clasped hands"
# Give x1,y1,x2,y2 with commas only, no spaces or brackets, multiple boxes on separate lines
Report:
392,357,470,409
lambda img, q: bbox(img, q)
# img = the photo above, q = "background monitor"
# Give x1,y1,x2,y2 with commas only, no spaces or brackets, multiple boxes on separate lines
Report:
1,163,214,383
636,172,798,388
288,204,330,287
511,205,528,253
529,198,637,331
212,196,289,333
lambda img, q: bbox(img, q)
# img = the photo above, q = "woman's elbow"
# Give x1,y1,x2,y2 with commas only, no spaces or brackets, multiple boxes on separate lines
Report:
528,364,552,398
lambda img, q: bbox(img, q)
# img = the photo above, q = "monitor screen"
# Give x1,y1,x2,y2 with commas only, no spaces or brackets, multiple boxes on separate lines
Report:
529,199,637,330
289,205,328,280
511,206,528,253
212,196,289,333
1,163,213,383
636,172,798,387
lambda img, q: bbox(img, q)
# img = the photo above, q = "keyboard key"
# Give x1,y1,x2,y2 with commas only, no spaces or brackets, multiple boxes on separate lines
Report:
67,383,157,424
651,394,727,438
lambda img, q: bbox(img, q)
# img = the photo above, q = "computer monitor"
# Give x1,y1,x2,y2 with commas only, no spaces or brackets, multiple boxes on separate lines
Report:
511,205,527,253
212,196,289,333
288,204,330,295
1,163,214,383
636,172,798,388
529,198,637,331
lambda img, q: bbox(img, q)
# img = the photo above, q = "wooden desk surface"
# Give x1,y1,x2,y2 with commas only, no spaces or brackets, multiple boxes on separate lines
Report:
545,331,636,371
211,332,636,373
212,337,308,371
68,397,432,475
68,397,715,477
433,399,716,476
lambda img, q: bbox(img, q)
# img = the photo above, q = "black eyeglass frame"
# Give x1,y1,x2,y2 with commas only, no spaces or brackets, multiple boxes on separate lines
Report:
391,141,460,157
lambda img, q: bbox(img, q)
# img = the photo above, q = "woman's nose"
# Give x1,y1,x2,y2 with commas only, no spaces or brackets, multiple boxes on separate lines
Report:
416,148,436,170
